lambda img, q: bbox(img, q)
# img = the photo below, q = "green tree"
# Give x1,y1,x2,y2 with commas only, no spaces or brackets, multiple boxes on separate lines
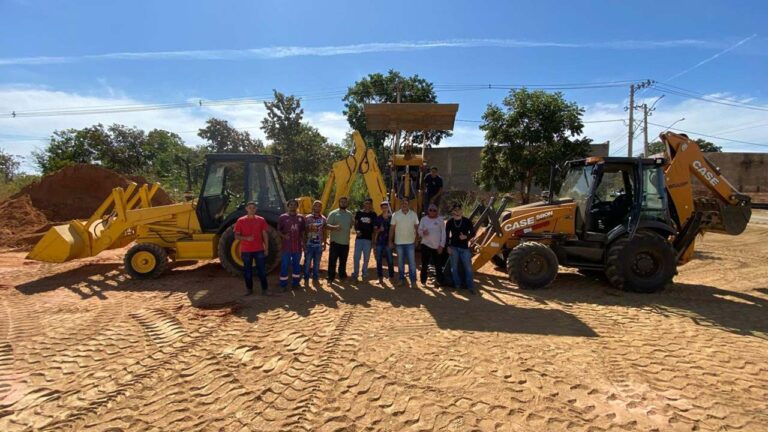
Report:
261,90,334,198
475,89,592,203
343,70,450,156
646,137,722,155
32,125,110,173
198,118,264,153
0,148,20,182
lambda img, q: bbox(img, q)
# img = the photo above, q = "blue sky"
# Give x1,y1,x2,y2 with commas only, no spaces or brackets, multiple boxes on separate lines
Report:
1,0,767,171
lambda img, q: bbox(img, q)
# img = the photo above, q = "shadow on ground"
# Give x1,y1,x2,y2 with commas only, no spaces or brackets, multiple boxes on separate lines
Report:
15,260,768,339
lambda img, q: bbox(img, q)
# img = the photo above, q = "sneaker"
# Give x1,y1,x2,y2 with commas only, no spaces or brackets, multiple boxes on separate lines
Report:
245,289,254,296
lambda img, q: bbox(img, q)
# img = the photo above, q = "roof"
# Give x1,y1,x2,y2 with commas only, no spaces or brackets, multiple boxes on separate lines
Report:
364,103,458,131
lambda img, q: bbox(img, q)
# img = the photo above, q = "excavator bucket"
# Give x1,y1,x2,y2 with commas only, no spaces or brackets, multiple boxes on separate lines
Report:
26,221,91,263
696,198,752,236
26,182,155,263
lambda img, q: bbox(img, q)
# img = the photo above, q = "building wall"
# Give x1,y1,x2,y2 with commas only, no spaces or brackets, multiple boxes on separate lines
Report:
705,152,767,193
424,143,610,191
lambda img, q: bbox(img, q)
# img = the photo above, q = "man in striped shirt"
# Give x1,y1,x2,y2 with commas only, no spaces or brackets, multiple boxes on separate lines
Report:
278,198,305,290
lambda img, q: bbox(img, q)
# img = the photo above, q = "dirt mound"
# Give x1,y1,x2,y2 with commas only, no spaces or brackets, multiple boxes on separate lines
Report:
0,195,52,249
0,164,173,250
13,164,173,222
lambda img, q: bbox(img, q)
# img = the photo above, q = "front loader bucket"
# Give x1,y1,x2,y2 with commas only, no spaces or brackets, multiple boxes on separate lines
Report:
26,221,91,263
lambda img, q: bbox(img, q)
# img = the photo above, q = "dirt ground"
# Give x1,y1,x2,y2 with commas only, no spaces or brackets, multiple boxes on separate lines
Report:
1,213,767,431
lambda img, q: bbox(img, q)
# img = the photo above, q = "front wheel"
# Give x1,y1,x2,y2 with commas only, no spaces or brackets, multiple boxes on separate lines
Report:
124,243,168,279
218,224,281,277
605,231,677,293
506,242,559,289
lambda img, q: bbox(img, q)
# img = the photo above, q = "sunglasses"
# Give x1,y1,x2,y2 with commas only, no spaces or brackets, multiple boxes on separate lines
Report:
428,209,438,212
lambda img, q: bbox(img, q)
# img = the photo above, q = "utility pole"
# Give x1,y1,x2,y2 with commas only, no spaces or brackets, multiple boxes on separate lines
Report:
642,103,649,157
625,79,655,157
627,84,635,157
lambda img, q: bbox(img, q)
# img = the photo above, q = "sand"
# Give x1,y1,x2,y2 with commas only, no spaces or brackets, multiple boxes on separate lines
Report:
0,213,767,431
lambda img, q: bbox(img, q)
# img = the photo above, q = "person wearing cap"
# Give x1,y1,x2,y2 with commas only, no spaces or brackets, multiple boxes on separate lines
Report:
418,203,446,285
389,196,419,285
278,198,305,290
303,200,326,283
234,201,271,296
351,197,377,281
326,197,354,282
373,201,394,282
423,166,444,215
445,202,476,294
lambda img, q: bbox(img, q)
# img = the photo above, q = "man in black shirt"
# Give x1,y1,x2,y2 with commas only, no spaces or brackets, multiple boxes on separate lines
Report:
423,166,444,215
351,197,377,281
445,202,476,293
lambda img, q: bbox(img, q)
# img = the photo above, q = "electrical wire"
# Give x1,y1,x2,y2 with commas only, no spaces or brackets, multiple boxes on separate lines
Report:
647,121,768,148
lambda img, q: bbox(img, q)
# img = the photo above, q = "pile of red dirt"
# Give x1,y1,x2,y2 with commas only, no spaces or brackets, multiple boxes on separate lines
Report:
0,164,173,250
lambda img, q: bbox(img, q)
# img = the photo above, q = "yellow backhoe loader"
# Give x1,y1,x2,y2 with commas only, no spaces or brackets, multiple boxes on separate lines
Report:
299,103,458,215
27,153,287,279
469,132,751,292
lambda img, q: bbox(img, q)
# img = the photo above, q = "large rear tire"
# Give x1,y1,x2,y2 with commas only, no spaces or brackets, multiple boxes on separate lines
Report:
506,242,559,289
125,243,168,280
218,224,281,277
605,231,676,293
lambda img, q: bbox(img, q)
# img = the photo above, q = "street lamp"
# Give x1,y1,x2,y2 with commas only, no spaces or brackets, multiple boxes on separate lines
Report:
662,117,685,134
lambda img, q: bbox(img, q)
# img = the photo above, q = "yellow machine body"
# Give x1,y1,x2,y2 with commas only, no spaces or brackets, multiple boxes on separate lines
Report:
26,182,213,264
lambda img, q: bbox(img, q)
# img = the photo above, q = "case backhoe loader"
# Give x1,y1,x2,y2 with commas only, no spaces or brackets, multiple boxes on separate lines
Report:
470,132,751,292
27,153,287,279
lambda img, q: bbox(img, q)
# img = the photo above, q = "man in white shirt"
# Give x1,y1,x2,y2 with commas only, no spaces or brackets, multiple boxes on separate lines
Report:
389,196,419,285
418,203,446,285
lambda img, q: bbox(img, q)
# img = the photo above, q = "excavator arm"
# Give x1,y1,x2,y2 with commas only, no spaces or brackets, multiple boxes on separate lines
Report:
299,131,388,214
660,132,751,263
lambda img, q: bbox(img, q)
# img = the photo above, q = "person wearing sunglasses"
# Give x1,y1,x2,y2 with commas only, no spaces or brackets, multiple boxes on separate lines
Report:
417,203,446,286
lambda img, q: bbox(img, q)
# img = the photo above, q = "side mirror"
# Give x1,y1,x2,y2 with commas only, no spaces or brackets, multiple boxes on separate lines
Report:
541,190,551,201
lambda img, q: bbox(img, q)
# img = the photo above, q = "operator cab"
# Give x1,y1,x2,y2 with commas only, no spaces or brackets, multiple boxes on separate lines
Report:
196,154,286,231
556,157,668,241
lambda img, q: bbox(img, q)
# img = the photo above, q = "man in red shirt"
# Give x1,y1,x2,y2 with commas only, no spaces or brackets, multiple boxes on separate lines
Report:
234,201,271,295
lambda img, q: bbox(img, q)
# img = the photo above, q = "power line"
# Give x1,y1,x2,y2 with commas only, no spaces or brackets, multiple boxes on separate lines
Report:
647,121,768,148
651,83,768,112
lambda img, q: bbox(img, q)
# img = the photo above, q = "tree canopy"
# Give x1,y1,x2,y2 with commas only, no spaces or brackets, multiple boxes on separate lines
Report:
343,70,450,155
646,137,722,155
261,90,346,198
0,148,20,182
475,89,592,203
197,118,264,153
32,123,201,198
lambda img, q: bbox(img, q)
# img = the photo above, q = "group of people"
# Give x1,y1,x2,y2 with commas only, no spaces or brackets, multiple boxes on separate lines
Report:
233,168,476,297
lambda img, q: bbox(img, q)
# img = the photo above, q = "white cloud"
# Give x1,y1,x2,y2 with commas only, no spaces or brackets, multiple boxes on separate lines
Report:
0,38,720,66
0,86,352,171
2,85,766,173
581,94,768,155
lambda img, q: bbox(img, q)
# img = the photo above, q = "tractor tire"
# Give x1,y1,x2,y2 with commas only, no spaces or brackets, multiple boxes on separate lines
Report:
506,242,559,289
124,243,168,280
218,224,281,277
491,248,510,268
605,231,677,293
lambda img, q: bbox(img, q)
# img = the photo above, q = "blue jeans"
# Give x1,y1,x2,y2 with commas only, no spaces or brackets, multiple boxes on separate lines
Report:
303,244,322,280
449,246,474,290
351,239,372,279
280,251,302,288
396,243,417,282
375,244,394,278
242,251,268,292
